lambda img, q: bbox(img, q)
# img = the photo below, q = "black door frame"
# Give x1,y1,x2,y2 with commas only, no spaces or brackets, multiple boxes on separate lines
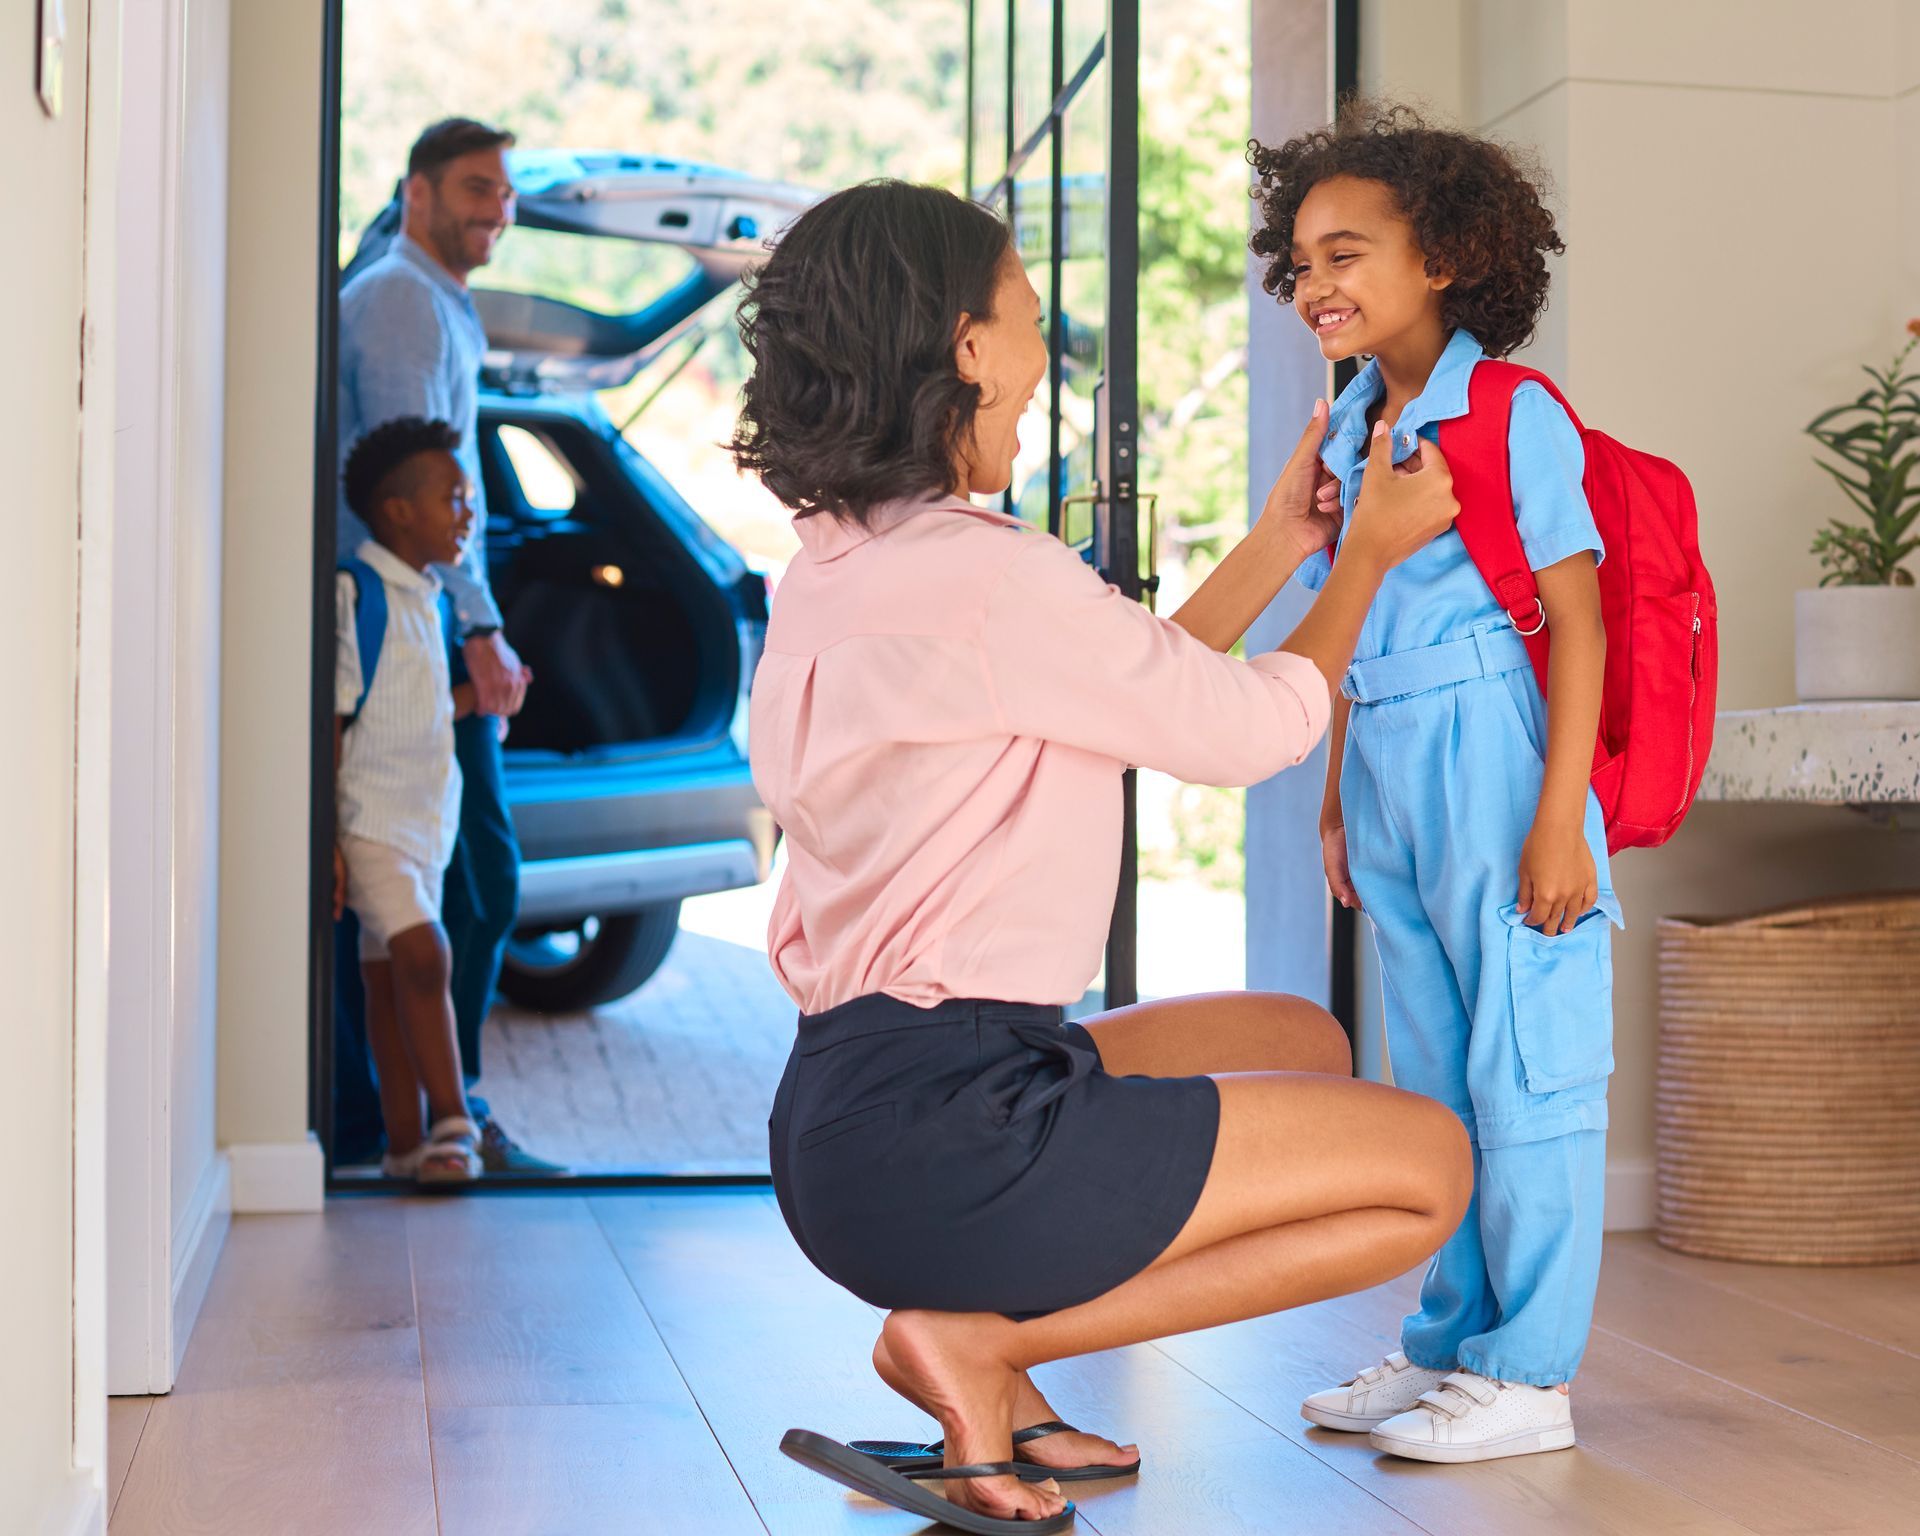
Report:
1328,0,1360,1036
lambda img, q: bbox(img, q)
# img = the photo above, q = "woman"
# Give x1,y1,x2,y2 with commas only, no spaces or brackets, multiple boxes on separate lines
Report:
735,181,1471,1532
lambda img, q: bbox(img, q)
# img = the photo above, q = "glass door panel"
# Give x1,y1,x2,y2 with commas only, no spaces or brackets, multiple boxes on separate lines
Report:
969,2,1139,1006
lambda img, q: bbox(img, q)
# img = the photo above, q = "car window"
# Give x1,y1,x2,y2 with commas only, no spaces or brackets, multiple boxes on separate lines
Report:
481,225,700,317
496,425,579,517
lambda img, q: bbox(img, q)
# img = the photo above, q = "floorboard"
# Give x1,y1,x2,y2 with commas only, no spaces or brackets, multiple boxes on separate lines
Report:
107,1194,1920,1536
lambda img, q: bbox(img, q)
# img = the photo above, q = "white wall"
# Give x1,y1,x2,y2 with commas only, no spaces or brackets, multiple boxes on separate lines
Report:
1356,0,1920,1217
108,0,235,1392
2,0,112,1527
217,0,328,1210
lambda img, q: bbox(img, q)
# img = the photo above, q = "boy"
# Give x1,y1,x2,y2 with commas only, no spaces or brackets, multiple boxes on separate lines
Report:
334,416,485,1181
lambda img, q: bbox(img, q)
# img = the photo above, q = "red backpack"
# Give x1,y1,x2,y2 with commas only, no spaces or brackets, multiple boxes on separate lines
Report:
1438,361,1718,854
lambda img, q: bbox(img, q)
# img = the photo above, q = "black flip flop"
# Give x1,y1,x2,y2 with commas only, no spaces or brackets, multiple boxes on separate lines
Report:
850,1420,1142,1483
781,1428,1075,1535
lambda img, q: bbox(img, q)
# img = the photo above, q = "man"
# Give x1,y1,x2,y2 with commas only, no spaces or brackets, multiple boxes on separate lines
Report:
336,117,558,1174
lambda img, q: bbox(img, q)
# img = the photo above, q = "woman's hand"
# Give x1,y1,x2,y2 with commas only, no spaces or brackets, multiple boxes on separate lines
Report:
1257,399,1340,563
333,843,348,923
1516,818,1597,936
1322,820,1362,911
1340,421,1458,575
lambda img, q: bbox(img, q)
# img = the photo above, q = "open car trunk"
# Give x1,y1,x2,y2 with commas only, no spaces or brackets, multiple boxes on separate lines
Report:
477,406,746,761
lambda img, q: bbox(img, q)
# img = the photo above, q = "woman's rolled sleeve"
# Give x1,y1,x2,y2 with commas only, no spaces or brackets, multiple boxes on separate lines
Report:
981,533,1331,786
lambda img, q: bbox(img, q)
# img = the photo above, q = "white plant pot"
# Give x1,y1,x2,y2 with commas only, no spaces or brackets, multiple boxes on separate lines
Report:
1794,586,1920,701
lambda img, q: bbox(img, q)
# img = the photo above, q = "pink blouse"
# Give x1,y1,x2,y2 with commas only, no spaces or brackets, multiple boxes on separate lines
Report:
749,496,1331,1013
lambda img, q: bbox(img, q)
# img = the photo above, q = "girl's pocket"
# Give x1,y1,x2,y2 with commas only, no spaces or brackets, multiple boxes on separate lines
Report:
1502,899,1619,1093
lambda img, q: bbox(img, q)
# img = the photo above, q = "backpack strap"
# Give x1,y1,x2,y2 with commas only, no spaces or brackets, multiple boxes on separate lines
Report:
1439,360,1587,691
338,556,388,723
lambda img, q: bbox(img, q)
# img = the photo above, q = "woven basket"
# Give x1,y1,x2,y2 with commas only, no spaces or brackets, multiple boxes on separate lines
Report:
1656,893,1920,1265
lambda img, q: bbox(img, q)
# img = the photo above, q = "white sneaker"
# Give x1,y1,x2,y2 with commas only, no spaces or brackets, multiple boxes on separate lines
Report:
1368,1370,1575,1463
1301,1351,1453,1433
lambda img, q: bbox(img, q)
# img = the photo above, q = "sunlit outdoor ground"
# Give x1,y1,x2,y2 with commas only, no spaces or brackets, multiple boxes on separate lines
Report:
475,859,1246,1173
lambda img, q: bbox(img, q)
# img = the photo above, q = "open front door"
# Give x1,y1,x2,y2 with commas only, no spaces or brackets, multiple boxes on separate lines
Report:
969,1,1143,1007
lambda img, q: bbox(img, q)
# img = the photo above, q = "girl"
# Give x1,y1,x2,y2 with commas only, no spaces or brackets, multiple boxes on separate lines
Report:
1250,101,1617,1463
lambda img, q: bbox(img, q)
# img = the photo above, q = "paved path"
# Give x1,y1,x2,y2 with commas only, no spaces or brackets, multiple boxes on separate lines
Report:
476,861,1250,1173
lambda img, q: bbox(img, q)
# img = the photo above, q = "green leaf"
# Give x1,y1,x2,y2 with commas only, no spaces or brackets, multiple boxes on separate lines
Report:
1814,460,1876,506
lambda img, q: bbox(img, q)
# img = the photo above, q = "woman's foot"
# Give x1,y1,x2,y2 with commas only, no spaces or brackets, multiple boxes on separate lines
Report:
879,1311,1068,1523
870,1335,1140,1475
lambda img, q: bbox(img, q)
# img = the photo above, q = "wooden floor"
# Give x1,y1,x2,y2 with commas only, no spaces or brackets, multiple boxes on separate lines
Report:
108,1193,1920,1535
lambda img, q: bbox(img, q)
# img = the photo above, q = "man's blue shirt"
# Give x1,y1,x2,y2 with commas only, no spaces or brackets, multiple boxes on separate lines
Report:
338,233,499,633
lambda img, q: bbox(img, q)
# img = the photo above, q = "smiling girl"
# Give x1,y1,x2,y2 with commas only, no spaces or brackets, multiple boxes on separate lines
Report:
1250,101,1617,1463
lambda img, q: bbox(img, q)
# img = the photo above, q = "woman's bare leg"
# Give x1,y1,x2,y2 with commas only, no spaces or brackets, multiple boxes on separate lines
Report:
867,991,1345,1477
1082,989,1354,1079
880,1068,1470,1522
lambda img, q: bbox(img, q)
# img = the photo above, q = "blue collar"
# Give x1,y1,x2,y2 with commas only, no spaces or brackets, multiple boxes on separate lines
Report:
393,232,474,308
1323,329,1486,474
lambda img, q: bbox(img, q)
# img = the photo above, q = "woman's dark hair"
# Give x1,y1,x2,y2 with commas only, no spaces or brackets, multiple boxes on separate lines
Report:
729,180,1012,523
1248,99,1564,359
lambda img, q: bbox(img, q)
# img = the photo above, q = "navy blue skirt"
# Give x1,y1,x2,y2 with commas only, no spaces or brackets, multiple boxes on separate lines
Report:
769,995,1220,1319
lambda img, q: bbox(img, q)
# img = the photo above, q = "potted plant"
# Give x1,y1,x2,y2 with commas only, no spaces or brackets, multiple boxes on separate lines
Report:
1796,319,1920,700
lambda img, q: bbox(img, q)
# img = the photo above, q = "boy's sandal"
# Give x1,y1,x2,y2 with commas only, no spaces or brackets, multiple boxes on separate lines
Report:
853,1421,1141,1482
379,1145,423,1180
416,1116,482,1184
780,1429,1074,1535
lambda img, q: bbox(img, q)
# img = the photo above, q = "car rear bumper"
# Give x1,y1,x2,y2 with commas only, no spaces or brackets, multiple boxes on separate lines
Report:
506,750,776,920
517,840,766,924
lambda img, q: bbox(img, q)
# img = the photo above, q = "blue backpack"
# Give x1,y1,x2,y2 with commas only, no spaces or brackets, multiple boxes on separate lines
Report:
338,555,388,723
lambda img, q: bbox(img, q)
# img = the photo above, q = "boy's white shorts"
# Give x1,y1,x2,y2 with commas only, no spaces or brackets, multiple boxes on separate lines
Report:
342,834,446,961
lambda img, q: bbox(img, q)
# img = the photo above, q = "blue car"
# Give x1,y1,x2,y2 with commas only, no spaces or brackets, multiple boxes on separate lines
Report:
344,153,814,1009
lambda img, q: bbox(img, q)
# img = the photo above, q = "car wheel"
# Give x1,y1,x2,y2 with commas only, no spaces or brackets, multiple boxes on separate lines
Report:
498,902,682,1013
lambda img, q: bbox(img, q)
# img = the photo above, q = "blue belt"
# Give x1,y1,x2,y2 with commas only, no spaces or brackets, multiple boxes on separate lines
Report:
1342,625,1533,706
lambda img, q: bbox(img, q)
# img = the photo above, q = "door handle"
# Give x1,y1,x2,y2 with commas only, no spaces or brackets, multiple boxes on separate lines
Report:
1061,491,1160,612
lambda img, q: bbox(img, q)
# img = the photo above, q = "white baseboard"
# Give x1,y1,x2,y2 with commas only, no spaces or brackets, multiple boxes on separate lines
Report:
1605,1155,1655,1232
43,1475,104,1536
226,1135,325,1213
170,1152,231,1375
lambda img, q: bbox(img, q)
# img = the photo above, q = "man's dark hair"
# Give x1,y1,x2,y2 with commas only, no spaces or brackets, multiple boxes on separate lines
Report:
729,180,1012,525
407,117,515,182
1249,99,1564,359
344,417,462,526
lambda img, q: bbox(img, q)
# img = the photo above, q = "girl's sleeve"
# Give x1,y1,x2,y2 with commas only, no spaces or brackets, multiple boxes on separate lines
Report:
1509,382,1604,572
980,532,1331,786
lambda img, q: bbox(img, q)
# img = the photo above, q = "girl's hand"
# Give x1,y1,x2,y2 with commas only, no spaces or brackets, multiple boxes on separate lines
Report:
1258,399,1340,562
1516,821,1597,936
1322,821,1362,911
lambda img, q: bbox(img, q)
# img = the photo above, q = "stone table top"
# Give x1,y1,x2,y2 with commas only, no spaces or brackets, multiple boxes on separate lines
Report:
1700,703,1920,805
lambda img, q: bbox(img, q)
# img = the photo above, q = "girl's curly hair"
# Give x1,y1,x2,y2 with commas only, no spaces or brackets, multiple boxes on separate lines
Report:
729,180,1011,525
1248,99,1563,359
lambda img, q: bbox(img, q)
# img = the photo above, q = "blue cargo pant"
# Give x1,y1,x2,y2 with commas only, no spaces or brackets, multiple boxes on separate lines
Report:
1341,625,1617,1386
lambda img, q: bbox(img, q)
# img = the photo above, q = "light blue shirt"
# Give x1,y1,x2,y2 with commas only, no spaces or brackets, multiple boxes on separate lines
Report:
337,233,499,634
1296,329,1601,664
